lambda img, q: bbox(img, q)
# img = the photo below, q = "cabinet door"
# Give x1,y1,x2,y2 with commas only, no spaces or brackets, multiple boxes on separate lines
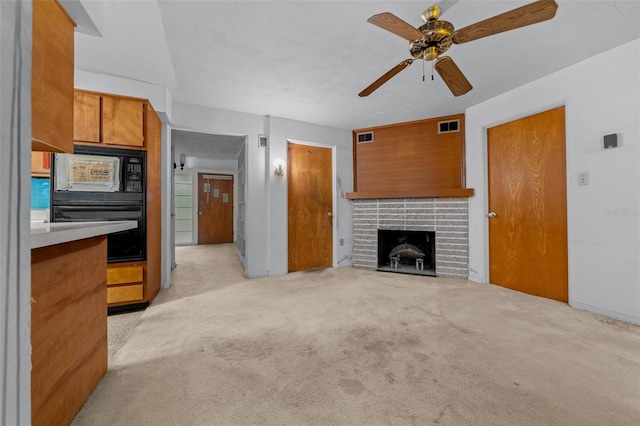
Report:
73,92,101,143
102,97,144,147
32,0,74,153
31,152,51,177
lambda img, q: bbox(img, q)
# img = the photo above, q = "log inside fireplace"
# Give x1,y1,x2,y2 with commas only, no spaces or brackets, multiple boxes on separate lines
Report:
377,230,436,276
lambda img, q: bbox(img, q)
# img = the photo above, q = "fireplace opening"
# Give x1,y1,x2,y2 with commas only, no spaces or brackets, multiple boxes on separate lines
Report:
377,230,436,276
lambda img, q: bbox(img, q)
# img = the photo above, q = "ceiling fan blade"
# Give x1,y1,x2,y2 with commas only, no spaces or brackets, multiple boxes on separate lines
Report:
434,56,472,96
359,59,415,97
367,13,424,41
452,0,558,44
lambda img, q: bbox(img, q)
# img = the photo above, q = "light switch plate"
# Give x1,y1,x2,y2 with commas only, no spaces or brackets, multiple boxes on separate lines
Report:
577,172,589,186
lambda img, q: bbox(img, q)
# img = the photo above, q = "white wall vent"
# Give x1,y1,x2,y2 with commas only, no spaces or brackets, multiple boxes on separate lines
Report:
258,134,268,148
356,131,374,143
437,119,460,134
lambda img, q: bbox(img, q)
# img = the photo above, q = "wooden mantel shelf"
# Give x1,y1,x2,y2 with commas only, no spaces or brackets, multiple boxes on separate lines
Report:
346,188,474,200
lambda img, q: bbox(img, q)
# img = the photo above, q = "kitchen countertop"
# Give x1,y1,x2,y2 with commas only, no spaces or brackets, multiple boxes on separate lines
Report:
31,221,138,249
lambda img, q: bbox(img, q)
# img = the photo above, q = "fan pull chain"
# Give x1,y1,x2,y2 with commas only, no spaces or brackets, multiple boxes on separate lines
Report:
431,61,434,81
422,58,425,82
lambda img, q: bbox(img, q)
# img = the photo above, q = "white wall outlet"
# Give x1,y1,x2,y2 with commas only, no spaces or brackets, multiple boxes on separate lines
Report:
577,172,589,186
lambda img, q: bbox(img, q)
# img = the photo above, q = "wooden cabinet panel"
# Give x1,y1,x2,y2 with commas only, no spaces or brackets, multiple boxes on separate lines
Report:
107,285,144,304
73,91,101,143
32,0,75,153
352,114,466,197
145,103,162,303
31,236,107,426
31,152,51,177
102,97,144,147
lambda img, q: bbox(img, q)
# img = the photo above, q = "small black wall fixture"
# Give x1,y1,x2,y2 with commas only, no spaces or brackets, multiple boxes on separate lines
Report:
603,133,618,149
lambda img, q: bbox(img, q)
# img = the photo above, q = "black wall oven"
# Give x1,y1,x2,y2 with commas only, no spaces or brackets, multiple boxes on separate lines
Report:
51,145,146,263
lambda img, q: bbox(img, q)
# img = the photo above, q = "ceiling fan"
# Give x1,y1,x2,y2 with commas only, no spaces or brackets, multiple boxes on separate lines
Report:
359,0,558,97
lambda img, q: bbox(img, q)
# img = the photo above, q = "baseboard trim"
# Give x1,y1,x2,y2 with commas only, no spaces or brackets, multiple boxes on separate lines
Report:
108,302,149,316
570,301,640,326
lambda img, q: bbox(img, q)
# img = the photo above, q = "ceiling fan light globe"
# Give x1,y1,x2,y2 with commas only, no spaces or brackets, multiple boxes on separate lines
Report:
424,46,438,61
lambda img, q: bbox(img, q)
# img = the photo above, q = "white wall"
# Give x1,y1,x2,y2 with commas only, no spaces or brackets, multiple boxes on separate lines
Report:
0,1,32,422
162,122,172,287
466,39,640,324
267,116,353,275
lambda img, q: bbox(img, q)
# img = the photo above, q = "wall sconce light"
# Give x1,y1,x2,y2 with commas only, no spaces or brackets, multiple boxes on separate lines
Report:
179,154,186,171
273,159,284,177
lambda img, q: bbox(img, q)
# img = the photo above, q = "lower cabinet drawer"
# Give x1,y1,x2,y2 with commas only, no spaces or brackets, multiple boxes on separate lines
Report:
107,284,144,304
107,265,143,285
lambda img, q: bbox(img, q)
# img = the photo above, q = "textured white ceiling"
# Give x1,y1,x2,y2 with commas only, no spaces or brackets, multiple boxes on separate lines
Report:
75,0,639,132
159,0,640,130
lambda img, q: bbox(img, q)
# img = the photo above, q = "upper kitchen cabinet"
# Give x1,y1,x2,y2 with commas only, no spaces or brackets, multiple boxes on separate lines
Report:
32,0,75,153
103,97,144,147
74,91,145,148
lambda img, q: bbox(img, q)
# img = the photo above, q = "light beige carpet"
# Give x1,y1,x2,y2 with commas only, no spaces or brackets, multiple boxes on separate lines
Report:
73,244,640,425
107,310,144,365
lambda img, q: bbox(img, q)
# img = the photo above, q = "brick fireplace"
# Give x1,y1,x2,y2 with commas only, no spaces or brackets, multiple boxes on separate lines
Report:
351,197,469,279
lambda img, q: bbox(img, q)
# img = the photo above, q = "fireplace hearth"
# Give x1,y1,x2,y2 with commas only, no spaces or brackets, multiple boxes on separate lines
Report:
378,230,435,276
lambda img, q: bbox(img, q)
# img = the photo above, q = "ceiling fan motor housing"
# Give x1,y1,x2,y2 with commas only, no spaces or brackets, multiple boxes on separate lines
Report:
410,20,454,61
422,5,442,22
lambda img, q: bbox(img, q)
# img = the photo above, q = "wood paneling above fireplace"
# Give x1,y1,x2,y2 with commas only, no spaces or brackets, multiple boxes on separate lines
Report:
347,114,473,199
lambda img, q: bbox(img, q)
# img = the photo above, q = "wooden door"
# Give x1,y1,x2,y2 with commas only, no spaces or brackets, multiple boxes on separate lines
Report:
198,174,234,244
288,143,333,272
488,106,568,302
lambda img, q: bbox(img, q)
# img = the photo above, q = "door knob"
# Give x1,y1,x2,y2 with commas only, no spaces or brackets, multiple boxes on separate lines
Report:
487,211,497,218
199,211,203,215
327,212,333,217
